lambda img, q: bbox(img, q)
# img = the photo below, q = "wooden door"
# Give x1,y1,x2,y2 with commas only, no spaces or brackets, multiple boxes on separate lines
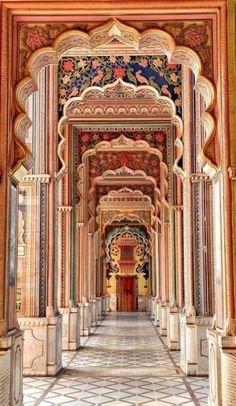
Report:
117,276,137,311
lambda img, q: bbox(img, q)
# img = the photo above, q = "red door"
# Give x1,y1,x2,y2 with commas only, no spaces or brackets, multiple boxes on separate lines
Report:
118,276,137,311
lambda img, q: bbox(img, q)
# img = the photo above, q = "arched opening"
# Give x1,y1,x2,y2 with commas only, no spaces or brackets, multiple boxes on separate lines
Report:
1,13,234,406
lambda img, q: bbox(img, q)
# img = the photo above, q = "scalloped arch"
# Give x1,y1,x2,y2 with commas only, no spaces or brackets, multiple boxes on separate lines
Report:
105,226,149,264
13,17,216,180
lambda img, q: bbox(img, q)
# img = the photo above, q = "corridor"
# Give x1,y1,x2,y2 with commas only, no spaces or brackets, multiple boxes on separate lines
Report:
23,313,209,406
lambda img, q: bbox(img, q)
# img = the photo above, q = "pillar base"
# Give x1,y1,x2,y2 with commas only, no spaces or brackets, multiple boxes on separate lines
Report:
159,304,168,336
80,302,91,336
91,299,97,327
0,330,23,405
180,314,212,376
167,306,180,350
59,306,80,350
150,296,156,321
102,295,106,316
105,294,110,313
208,328,236,405
18,315,62,376
155,299,162,327
146,295,151,316
154,298,160,326
96,297,102,320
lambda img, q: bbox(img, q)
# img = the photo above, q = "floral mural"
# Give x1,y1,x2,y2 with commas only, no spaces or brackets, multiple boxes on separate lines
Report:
88,151,160,187
58,55,182,116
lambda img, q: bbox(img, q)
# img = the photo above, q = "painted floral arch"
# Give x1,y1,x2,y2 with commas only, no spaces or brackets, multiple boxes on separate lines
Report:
12,18,216,181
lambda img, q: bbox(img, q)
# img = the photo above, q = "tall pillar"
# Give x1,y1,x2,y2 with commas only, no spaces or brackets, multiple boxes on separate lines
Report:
18,66,62,376
208,169,236,405
58,206,80,350
0,179,23,405
77,223,91,336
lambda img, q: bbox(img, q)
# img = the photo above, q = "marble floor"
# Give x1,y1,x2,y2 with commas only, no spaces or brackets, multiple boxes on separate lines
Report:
23,312,209,405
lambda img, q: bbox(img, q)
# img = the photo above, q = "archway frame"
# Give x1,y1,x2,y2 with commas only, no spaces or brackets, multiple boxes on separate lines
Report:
13,18,216,182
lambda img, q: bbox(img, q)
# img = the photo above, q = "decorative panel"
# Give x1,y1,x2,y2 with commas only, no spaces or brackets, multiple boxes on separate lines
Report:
58,55,182,116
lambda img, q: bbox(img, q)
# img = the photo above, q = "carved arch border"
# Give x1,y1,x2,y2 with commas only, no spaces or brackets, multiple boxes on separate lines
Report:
105,226,149,264
77,135,167,223
13,18,216,180
87,171,161,233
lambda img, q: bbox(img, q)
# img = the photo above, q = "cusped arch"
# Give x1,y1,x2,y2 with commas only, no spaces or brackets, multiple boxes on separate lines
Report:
105,226,149,264
13,18,216,180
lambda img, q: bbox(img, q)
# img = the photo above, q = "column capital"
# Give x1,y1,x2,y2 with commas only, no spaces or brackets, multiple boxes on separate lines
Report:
173,205,183,211
190,173,209,183
77,222,84,228
57,205,73,213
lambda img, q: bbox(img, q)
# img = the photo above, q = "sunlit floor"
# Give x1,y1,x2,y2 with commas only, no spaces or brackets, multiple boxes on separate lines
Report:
23,312,209,405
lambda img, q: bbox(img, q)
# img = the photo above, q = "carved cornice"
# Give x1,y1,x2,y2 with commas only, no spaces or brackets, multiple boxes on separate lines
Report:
21,174,51,184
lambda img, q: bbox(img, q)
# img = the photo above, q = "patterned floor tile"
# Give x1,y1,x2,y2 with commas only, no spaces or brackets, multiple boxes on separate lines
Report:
23,312,209,405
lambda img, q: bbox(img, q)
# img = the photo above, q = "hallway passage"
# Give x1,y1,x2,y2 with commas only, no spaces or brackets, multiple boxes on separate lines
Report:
23,313,209,405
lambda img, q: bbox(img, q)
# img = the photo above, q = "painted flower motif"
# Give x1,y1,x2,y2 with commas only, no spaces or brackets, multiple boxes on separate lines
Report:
135,133,142,140
103,133,110,140
167,63,177,70
92,58,101,68
175,99,182,106
77,59,87,69
25,29,48,51
155,133,164,142
109,56,117,63
59,97,66,105
183,26,206,48
123,55,131,63
139,57,149,68
145,133,153,141
170,73,179,82
81,133,89,143
152,58,162,68
93,133,99,141
62,75,70,85
69,86,79,97
174,86,181,94
114,67,126,79
59,88,66,97
63,60,75,72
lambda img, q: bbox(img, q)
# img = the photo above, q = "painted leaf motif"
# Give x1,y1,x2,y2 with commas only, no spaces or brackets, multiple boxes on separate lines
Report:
102,69,113,85
126,68,137,85
148,76,161,92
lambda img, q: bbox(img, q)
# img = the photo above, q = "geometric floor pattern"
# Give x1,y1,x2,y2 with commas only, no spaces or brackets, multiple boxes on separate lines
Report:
23,312,209,405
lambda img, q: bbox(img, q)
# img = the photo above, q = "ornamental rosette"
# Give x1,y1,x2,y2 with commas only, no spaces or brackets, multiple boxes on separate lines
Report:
183,26,206,48
25,29,48,51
